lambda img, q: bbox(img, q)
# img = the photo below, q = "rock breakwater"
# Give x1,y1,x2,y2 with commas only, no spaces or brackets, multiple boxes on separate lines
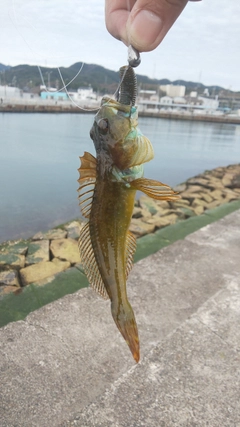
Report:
1,164,240,296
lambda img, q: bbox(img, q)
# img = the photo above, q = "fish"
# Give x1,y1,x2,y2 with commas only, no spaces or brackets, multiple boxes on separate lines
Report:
77,66,179,363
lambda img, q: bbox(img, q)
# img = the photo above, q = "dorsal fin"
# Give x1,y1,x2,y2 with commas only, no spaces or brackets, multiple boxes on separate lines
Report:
78,151,97,181
77,152,97,218
130,177,179,201
78,223,109,300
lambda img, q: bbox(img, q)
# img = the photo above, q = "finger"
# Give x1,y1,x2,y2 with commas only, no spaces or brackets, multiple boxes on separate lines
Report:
126,0,189,52
105,0,136,42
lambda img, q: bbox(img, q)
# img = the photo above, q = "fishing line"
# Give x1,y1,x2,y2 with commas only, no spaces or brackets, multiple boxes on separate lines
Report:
57,65,101,112
57,64,131,112
9,0,132,112
10,0,102,111
55,0,132,112
9,0,87,99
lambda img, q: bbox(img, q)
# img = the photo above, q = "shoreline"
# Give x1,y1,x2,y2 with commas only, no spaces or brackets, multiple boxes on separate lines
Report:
1,104,240,124
0,163,240,300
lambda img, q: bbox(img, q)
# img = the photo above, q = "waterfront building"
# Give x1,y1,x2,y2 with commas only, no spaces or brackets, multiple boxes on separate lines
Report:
138,90,157,99
160,96,172,105
40,91,68,101
160,84,186,97
68,87,98,102
190,91,198,98
137,92,219,114
0,85,22,99
198,97,219,110
173,96,187,104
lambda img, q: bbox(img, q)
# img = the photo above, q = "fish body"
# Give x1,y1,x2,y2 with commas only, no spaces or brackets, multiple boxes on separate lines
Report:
89,171,139,361
78,68,178,363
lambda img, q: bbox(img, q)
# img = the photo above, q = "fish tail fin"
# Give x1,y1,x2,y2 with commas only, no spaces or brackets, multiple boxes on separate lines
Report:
111,301,140,363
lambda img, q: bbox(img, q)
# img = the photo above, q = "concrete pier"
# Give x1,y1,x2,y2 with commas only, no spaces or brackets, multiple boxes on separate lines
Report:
0,209,239,426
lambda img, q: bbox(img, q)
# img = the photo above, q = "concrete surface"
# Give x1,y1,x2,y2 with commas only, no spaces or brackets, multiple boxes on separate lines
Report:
1,210,240,427
70,280,240,427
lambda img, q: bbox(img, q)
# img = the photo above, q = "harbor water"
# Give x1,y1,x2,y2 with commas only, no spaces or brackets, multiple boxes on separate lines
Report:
1,113,240,243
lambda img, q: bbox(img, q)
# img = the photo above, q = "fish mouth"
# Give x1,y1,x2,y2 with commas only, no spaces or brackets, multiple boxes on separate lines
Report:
116,66,137,106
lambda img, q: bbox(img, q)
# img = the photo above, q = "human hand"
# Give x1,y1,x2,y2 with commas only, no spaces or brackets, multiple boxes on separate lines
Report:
105,0,201,52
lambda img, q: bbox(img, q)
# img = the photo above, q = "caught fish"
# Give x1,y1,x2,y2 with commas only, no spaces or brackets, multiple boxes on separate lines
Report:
78,66,178,363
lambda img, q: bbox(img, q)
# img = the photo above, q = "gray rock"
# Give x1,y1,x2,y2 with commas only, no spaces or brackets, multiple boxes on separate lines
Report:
50,239,81,264
32,231,44,241
132,207,143,218
129,218,155,236
173,183,187,192
210,189,224,200
139,196,159,215
223,188,240,201
155,200,170,209
64,221,83,240
178,207,196,218
44,229,68,240
20,259,71,285
0,269,20,287
26,240,49,265
33,229,67,240
171,199,190,208
0,252,25,269
6,242,28,256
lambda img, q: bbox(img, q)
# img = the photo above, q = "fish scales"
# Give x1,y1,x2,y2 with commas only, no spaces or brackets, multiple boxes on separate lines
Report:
78,66,179,363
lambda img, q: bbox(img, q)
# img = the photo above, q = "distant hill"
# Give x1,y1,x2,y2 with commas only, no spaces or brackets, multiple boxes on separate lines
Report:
0,61,228,96
0,63,11,72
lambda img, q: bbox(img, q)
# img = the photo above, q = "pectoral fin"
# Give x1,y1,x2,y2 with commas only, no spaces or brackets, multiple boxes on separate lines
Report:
130,178,179,201
77,152,97,218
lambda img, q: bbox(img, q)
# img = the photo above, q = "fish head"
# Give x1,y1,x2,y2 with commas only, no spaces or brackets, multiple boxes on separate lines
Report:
90,67,154,171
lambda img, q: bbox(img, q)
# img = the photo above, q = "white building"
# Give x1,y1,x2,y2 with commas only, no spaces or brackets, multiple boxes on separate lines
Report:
173,96,187,104
138,90,157,100
160,96,172,105
198,97,219,110
190,91,198,98
69,87,98,101
160,84,186,97
0,85,22,99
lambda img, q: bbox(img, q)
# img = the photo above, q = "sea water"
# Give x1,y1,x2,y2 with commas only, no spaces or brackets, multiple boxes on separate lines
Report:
0,113,240,242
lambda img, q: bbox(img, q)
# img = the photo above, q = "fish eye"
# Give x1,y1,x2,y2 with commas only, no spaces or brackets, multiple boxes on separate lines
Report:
97,118,109,134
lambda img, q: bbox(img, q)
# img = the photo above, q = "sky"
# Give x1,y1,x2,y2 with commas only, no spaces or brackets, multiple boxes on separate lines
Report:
1,0,240,91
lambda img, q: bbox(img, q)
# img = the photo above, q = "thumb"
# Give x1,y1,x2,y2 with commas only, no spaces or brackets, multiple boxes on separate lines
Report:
126,0,189,52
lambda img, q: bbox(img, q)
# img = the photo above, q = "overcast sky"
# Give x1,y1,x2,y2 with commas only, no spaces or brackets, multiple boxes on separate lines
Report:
1,0,240,90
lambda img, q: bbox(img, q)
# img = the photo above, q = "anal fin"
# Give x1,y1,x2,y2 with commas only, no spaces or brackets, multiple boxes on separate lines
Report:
130,178,179,201
125,231,137,279
78,226,136,298
78,223,109,300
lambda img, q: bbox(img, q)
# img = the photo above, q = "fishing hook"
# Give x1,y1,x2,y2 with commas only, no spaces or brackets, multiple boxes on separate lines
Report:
128,45,141,68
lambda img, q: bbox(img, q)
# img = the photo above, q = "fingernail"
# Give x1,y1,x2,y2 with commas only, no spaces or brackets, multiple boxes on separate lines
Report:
128,10,163,50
